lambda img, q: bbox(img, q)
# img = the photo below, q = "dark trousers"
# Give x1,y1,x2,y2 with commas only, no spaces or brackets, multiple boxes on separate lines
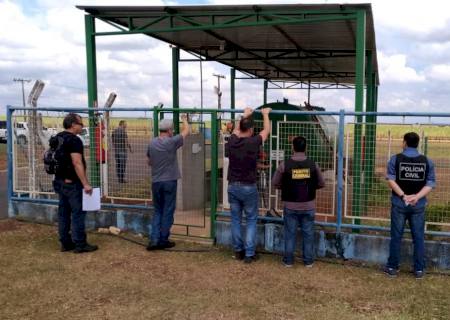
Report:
387,203,426,272
53,180,87,247
283,208,315,265
115,152,127,183
151,180,177,245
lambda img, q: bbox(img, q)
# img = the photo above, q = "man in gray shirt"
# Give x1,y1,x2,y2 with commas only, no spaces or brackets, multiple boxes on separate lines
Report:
146,115,189,250
111,120,132,183
272,136,325,267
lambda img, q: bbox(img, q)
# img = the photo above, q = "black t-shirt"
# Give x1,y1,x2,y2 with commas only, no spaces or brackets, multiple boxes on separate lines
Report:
226,134,262,184
55,131,86,183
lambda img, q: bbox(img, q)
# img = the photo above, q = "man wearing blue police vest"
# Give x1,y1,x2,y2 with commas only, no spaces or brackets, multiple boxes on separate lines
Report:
384,132,436,279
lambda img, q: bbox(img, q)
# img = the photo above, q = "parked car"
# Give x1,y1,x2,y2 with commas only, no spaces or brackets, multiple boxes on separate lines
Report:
78,127,90,147
0,121,6,143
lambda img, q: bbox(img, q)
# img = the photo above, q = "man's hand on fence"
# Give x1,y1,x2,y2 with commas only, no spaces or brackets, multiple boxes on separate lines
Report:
261,107,272,115
243,107,253,118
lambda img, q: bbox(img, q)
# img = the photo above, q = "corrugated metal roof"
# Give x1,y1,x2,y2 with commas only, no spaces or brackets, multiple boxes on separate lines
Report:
77,4,378,85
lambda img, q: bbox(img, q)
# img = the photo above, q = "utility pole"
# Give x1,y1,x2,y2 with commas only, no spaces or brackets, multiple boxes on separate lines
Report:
213,73,225,110
13,78,31,120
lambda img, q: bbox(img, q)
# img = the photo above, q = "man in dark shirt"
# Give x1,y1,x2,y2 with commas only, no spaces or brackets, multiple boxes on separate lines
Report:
272,136,325,268
53,113,98,253
384,132,435,279
225,107,271,263
112,120,132,183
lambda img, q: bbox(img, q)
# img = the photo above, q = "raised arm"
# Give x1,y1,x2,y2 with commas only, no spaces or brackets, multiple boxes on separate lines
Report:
180,114,190,138
258,107,272,142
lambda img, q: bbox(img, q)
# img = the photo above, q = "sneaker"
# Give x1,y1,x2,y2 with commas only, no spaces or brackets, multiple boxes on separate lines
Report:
244,254,259,264
160,241,176,249
414,270,424,279
282,258,293,268
232,250,245,260
146,243,163,251
383,266,398,278
305,263,314,268
73,243,98,254
60,242,76,252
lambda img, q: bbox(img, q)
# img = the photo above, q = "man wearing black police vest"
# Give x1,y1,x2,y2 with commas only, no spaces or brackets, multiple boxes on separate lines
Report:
384,132,435,279
272,136,325,267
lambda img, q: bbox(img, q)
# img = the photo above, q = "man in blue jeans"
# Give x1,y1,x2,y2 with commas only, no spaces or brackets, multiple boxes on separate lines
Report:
272,136,325,267
225,107,271,263
146,115,190,250
384,132,435,279
52,113,98,253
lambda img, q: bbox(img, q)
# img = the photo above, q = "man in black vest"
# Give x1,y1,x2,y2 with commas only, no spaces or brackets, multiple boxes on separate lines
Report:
53,113,98,253
384,132,435,279
272,136,325,267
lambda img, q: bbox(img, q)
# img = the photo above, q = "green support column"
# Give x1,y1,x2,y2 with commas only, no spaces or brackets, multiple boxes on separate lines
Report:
172,47,180,133
363,51,374,213
230,68,235,120
84,15,99,187
210,111,218,240
263,80,268,105
352,10,366,223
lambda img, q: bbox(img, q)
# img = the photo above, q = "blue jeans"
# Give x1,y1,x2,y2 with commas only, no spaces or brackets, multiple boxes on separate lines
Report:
53,180,87,247
228,183,259,257
151,180,177,245
387,202,426,272
283,208,315,265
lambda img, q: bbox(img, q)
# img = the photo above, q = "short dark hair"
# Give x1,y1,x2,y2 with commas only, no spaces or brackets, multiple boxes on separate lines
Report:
63,113,81,129
292,136,307,152
403,132,420,148
240,116,254,133
119,120,126,126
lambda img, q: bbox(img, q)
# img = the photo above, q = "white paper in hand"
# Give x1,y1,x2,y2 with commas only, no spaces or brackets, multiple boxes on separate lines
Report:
82,188,101,211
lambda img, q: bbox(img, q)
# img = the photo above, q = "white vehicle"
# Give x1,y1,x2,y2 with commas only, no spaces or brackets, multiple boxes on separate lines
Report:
78,128,90,147
14,121,52,146
0,121,6,142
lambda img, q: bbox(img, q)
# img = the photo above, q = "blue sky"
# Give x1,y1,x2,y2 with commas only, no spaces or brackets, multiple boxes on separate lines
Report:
1,0,450,115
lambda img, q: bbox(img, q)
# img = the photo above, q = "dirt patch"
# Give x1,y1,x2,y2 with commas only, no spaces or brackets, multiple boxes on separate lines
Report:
0,219,20,233
1,223,450,320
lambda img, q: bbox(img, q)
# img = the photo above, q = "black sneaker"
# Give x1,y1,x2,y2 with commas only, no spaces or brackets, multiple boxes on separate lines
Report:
73,243,98,254
383,266,398,278
60,242,76,252
414,270,424,279
244,254,259,264
282,258,293,268
160,241,176,249
146,243,164,251
232,250,245,260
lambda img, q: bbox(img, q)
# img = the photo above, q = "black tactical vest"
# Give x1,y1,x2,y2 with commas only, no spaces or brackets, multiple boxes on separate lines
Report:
394,153,428,195
281,158,318,202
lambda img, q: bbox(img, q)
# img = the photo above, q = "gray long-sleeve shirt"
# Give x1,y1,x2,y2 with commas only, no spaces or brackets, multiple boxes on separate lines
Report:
272,152,325,211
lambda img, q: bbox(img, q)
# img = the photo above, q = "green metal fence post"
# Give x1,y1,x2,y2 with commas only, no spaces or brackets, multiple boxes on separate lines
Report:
352,10,366,225
84,15,99,187
230,68,235,120
172,46,180,133
362,50,374,213
210,111,218,240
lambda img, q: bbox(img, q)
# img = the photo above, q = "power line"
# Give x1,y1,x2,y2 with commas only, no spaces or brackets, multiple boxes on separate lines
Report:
13,78,31,107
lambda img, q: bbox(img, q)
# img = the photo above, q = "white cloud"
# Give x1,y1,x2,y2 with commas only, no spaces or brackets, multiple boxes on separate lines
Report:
378,52,425,83
425,64,450,81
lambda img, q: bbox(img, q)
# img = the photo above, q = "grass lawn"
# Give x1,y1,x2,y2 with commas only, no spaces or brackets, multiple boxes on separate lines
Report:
1,220,449,320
